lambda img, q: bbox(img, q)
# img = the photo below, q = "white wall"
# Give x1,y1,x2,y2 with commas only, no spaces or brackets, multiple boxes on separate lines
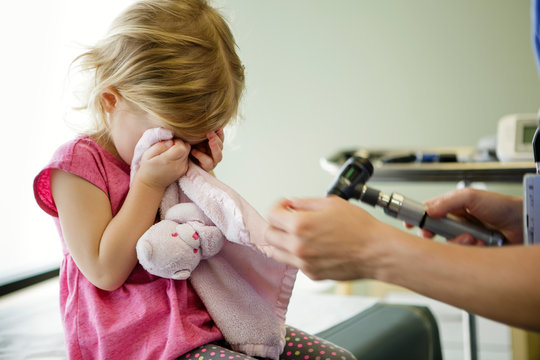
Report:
0,0,134,280
213,0,540,214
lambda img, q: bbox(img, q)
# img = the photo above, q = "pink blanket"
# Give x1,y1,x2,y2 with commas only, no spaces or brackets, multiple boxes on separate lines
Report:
131,128,297,359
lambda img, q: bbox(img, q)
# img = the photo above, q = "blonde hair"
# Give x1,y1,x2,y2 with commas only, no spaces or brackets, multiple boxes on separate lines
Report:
74,0,245,139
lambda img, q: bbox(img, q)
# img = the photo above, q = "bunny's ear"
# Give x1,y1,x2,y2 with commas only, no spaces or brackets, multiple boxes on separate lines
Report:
190,223,225,259
180,164,260,247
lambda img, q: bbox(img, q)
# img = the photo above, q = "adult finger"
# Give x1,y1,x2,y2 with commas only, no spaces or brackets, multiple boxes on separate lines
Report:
265,225,298,254
447,233,475,246
425,188,477,218
268,196,347,232
287,196,343,212
265,239,303,269
266,199,297,232
420,228,435,239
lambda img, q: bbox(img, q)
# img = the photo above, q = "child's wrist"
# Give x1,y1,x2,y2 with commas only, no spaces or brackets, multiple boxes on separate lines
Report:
131,174,168,197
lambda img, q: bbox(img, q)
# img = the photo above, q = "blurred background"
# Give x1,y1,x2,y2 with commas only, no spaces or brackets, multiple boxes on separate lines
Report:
2,1,540,359
2,0,539,295
213,0,540,213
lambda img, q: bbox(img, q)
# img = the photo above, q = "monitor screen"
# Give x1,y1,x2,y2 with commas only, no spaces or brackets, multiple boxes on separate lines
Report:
523,125,537,144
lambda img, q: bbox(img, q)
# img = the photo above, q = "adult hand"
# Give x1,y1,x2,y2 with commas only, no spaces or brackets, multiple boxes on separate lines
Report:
190,128,225,172
423,188,524,245
265,196,397,281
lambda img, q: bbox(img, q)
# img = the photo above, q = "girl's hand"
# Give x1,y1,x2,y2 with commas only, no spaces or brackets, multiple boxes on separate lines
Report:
190,128,224,172
135,138,191,190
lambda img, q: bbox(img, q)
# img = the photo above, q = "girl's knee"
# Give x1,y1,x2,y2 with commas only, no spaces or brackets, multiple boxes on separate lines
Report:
282,326,356,360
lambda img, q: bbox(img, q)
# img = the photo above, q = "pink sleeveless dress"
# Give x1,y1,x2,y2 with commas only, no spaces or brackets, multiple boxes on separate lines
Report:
34,135,222,360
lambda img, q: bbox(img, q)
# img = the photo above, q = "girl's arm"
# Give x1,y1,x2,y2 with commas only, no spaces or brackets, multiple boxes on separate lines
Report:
52,139,190,291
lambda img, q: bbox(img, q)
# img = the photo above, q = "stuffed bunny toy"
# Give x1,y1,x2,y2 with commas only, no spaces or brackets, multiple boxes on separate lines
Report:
130,128,298,360
136,202,225,280
131,128,225,280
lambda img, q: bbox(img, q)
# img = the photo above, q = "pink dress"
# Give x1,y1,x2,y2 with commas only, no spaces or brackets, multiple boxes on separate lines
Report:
34,136,222,360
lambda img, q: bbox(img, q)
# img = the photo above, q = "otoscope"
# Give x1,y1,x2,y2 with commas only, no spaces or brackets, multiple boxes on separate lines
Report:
327,156,506,247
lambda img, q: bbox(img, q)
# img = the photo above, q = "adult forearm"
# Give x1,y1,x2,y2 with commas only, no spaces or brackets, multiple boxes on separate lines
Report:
378,233,540,331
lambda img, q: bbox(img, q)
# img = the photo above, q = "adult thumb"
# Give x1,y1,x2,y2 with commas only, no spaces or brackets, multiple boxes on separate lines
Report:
289,196,345,211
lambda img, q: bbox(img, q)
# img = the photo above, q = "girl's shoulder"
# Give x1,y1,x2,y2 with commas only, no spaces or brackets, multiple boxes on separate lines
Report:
50,135,129,174
53,135,119,166
34,135,130,217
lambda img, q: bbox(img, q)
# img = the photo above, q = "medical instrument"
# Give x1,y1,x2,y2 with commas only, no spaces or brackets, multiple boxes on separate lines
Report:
533,112,540,174
523,110,540,244
380,152,458,164
496,113,537,162
327,156,506,246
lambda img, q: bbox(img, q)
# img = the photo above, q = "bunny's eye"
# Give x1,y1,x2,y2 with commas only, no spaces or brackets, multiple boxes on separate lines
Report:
171,233,178,237
192,233,199,240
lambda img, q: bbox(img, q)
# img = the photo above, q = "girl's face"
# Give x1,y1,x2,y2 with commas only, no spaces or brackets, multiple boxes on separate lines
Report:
108,99,162,164
106,95,206,165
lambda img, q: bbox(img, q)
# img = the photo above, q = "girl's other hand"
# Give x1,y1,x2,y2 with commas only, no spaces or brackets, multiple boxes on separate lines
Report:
190,128,224,172
136,138,191,190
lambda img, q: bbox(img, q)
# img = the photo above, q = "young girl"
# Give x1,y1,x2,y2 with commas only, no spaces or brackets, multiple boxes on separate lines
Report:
34,1,357,359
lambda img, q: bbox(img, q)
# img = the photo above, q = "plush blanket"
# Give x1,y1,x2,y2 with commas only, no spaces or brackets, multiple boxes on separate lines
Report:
131,128,297,359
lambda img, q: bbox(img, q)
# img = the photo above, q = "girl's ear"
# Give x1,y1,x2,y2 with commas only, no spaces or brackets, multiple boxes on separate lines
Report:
100,88,121,113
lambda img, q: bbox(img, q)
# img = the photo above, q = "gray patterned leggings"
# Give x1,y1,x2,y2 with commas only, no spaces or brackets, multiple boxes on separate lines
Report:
179,325,356,360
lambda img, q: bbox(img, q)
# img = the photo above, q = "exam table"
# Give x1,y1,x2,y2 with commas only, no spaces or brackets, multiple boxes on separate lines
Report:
0,272,442,360
315,303,442,360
